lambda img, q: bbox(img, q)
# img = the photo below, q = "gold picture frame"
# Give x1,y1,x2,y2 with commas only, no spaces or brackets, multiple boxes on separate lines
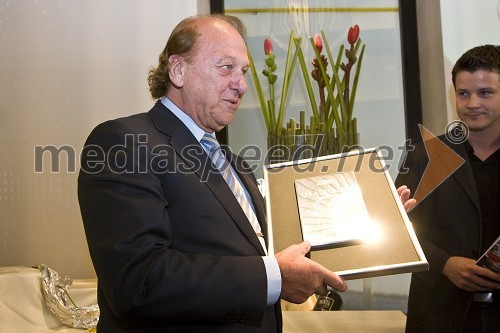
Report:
264,148,428,280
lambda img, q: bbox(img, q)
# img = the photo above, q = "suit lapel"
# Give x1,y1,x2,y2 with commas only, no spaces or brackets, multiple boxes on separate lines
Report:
148,102,266,255
441,138,480,212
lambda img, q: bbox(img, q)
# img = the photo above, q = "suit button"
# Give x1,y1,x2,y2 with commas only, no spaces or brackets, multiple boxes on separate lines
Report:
234,313,246,323
226,312,247,323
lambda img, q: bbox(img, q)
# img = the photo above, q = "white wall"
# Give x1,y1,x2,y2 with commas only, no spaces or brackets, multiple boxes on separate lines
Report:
440,0,500,122
0,0,205,278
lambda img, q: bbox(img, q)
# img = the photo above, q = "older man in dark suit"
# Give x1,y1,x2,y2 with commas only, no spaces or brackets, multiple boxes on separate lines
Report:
78,14,348,332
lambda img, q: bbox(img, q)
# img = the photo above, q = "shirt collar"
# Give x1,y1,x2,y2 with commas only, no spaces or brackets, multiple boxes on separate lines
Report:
160,96,211,142
464,139,500,163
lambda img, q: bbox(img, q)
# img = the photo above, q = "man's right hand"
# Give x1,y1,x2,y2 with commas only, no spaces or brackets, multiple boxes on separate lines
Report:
442,256,500,292
275,241,348,304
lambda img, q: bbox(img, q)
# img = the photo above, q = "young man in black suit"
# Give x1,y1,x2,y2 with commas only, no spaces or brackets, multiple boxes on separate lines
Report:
397,44,500,333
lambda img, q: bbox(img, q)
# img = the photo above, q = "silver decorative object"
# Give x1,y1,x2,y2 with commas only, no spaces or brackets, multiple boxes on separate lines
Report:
35,264,99,329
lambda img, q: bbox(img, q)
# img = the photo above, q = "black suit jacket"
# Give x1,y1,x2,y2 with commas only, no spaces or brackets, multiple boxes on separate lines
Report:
395,135,483,333
78,101,282,332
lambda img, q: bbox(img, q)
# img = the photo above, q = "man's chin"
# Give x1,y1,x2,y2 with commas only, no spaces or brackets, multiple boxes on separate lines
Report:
466,122,495,133
213,120,233,132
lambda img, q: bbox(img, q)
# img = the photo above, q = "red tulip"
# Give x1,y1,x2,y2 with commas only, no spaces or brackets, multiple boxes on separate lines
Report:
314,34,323,53
264,38,273,55
347,24,360,45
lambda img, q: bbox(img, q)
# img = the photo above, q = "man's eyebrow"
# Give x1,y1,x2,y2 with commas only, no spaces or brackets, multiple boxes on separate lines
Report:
218,55,237,62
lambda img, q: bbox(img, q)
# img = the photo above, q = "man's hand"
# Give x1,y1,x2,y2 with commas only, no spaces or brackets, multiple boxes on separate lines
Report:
442,256,500,292
397,185,416,212
274,241,348,304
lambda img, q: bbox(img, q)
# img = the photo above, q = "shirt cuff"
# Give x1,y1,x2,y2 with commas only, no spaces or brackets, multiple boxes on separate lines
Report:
262,255,281,306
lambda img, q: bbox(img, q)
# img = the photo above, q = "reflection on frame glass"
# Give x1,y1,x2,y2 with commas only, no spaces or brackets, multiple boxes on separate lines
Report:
295,172,379,250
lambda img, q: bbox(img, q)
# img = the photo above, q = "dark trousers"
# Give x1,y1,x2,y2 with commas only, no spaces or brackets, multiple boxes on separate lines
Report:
463,300,500,333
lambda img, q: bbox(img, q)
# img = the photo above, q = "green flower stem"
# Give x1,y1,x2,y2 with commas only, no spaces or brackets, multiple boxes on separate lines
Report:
294,38,320,122
268,77,275,127
320,34,346,129
276,30,300,135
353,117,358,145
318,86,326,121
300,110,305,130
322,30,344,130
349,42,365,119
309,36,345,139
267,99,276,133
343,48,353,122
247,48,270,131
347,118,354,145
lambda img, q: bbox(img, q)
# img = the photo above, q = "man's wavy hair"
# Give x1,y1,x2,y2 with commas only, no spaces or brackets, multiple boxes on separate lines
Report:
148,14,247,99
451,44,500,87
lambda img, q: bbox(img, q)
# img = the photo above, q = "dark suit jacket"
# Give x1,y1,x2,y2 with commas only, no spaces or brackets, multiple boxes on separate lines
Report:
78,101,282,332
395,135,483,333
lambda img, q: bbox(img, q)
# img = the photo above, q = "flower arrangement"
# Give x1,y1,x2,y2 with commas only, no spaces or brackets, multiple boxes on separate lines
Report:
248,25,366,157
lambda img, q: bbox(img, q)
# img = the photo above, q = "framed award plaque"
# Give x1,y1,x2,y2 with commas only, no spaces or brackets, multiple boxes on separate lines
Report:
263,148,428,280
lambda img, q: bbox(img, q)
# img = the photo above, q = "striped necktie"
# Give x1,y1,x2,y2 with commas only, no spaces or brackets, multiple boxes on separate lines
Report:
200,133,267,254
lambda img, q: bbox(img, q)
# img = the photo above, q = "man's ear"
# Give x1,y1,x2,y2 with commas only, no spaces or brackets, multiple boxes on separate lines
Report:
168,55,185,88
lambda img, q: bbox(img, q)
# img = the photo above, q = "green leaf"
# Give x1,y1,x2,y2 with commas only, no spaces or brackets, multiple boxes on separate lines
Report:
349,42,365,118
294,37,320,123
247,47,270,130
276,30,300,135
311,34,345,140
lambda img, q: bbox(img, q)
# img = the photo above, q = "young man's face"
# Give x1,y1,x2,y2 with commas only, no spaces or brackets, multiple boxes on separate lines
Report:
455,70,500,134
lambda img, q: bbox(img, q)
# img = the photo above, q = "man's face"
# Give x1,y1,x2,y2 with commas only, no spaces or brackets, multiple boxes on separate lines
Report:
455,70,500,134
176,20,249,133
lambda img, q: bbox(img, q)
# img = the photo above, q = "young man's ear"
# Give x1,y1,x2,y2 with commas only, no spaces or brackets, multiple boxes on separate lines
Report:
168,55,185,88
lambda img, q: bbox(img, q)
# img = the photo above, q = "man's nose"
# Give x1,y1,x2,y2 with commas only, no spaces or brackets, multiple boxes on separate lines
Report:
467,93,482,108
230,73,247,95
